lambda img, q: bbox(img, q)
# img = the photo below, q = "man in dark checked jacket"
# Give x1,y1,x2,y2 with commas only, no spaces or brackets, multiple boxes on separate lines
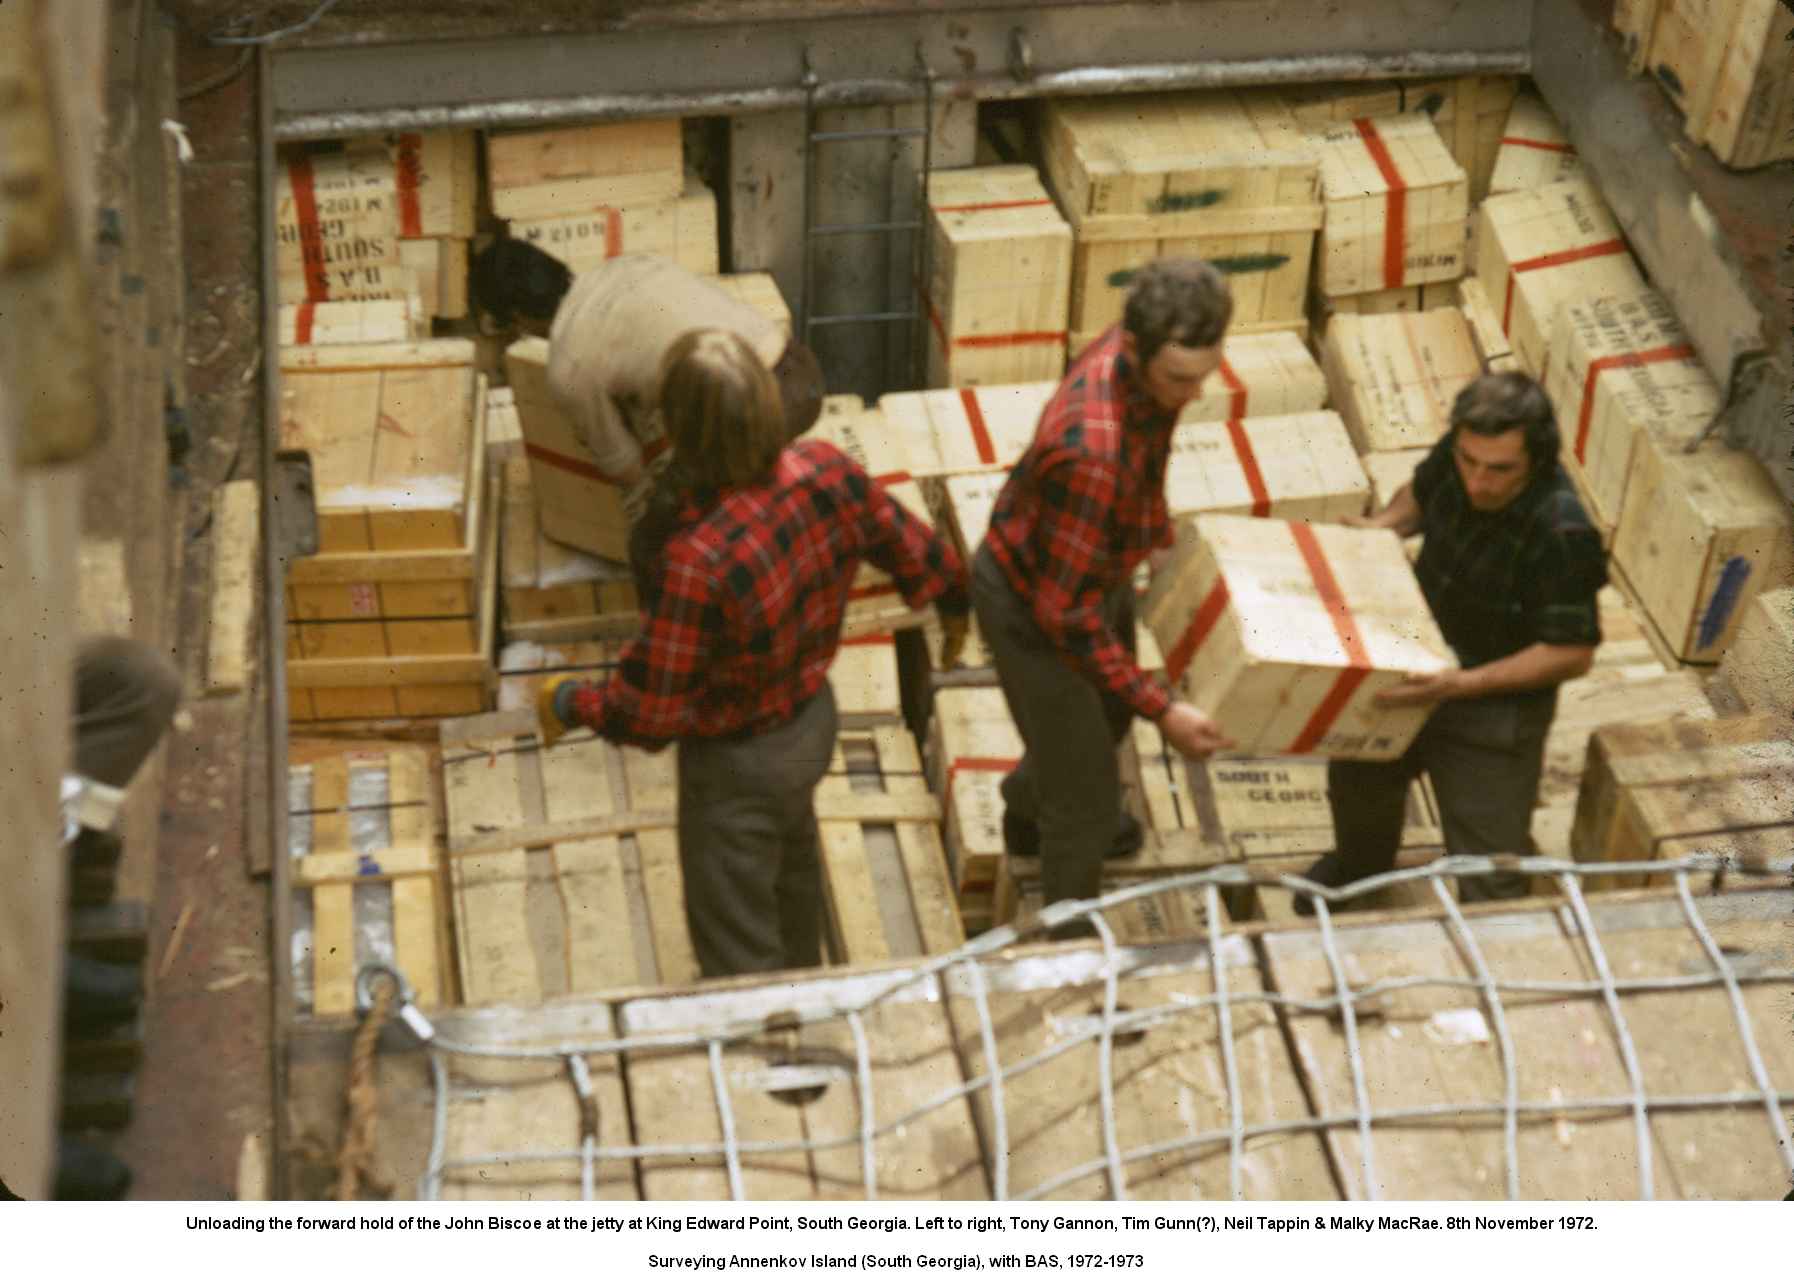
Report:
536,329,970,978
974,259,1236,937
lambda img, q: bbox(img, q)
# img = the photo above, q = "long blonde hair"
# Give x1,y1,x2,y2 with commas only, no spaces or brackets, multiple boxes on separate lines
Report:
658,328,788,489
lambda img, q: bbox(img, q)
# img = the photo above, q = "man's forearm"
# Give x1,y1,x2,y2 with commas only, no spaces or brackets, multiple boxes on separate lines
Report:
1370,482,1424,537
1453,641,1596,699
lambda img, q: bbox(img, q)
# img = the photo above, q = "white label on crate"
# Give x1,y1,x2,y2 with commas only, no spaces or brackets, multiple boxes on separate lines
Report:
1423,1008,1491,1046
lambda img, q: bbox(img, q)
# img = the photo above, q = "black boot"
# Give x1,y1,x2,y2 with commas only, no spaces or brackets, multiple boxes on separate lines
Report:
64,953,142,1030
1290,852,1381,918
54,1137,131,1200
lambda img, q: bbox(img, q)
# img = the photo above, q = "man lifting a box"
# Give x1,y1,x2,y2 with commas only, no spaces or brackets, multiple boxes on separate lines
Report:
973,258,1236,936
1296,371,1606,912
471,240,824,594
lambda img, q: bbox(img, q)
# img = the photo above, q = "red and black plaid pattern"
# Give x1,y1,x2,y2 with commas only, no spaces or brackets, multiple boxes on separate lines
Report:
570,439,968,745
984,326,1177,721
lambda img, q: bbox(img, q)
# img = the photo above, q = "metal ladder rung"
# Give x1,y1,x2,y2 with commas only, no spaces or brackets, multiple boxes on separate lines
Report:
806,310,918,328
810,220,923,238
809,126,927,143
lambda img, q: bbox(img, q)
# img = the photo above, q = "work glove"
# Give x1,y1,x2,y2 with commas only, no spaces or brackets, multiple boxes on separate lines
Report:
536,674,584,747
938,612,970,671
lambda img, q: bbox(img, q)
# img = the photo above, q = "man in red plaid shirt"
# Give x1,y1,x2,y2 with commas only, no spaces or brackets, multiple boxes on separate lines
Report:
975,259,1235,933
537,329,969,977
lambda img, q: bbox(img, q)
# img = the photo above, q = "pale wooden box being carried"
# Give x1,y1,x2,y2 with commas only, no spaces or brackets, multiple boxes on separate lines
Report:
1143,515,1457,760
1620,0,1794,169
1311,112,1469,299
923,165,1073,388
1611,441,1794,664
498,458,641,644
503,336,657,564
1543,288,1720,539
1473,178,1645,381
1039,89,1321,346
1487,91,1583,197
1321,308,1483,454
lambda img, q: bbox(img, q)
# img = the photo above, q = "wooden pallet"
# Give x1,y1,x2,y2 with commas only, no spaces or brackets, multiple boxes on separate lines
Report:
818,725,963,966
940,936,1340,1198
285,743,448,1016
1262,888,1794,1198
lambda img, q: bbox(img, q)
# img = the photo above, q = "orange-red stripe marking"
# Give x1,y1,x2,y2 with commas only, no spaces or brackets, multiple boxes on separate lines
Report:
1288,523,1373,754
1354,118,1408,292
1573,342,1696,464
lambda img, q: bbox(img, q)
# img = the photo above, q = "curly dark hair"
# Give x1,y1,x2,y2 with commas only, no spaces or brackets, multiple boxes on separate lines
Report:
469,237,574,327
1121,257,1234,363
1450,371,1560,474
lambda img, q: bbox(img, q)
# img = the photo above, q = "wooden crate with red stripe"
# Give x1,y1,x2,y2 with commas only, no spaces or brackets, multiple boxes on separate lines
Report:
498,457,642,644
1472,177,1645,381
1038,89,1322,342
1456,276,1518,374
485,118,685,219
1164,410,1369,526
1176,330,1327,427
1487,91,1583,197
1399,76,1520,204
508,182,721,278
1143,515,1457,760
1310,279,1457,330
502,336,660,564
1320,308,1483,453
277,296,426,348
876,381,1056,477
924,686,1023,930
921,165,1073,388
1543,288,1719,539
1312,112,1469,300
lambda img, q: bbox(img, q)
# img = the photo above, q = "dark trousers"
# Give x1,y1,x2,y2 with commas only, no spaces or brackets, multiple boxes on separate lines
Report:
971,544,1134,906
1327,691,1557,903
74,637,181,789
676,684,838,978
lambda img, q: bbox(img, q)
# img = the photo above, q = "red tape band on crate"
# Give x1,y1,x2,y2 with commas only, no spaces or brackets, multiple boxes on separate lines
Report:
1165,576,1231,685
597,206,624,259
944,756,1020,806
953,330,1068,349
848,582,900,602
1499,135,1576,154
1353,118,1408,292
395,133,424,238
286,155,330,303
1216,357,1248,423
1288,522,1373,754
1502,238,1627,334
1223,418,1272,517
932,198,1055,214
874,470,913,488
524,442,631,488
918,280,951,351
958,389,998,465
1573,342,1696,465
841,634,896,647
294,302,317,346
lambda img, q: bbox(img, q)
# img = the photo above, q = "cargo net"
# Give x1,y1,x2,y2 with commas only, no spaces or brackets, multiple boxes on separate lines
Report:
363,852,1794,1202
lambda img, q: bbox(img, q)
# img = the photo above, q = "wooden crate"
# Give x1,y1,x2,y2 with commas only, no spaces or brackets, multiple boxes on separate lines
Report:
1611,441,1794,663
397,235,469,320
486,118,684,219
287,468,500,723
1321,309,1482,453
494,637,628,712
817,725,964,966
484,383,524,468
1143,515,1456,760
931,470,1007,574
713,271,794,340
877,381,1056,477
1312,112,1468,299
1487,91,1583,196
278,339,483,555
922,165,1073,387
499,457,641,644
381,130,478,240
941,937,1340,1198
439,708,697,1000
805,401,943,638
1472,178,1645,380
1455,276,1517,373
1279,81,1407,128
504,335,655,563
925,686,1023,924
277,296,425,347
1624,0,1794,168
1178,330,1327,426
285,742,447,1016
508,181,720,277
1164,410,1370,525
1120,717,1204,836
1039,89,1321,337
1400,76,1520,204
1572,714,1793,888
828,635,904,727
274,147,402,301
1263,888,1794,1198
1543,288,1719,538
1536,665,1714,809
1359,447,1429,514
1310,279,1455,330
1717,586,1794,718
1587,583,1671,673
994,823,1233,930
1204,754,1442,859
621,971,988,1199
